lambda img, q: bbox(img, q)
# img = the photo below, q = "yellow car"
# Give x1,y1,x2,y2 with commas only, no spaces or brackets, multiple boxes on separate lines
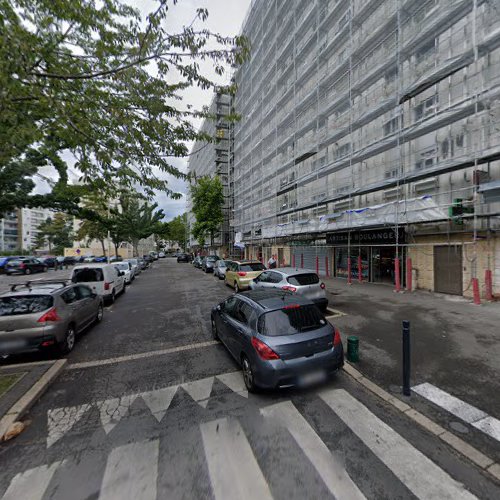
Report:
225,260,266,292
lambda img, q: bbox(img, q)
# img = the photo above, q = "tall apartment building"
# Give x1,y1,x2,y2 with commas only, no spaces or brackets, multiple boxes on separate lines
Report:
0,211,19,252
187,91,233,254
232,0,500,297
19,207,53,251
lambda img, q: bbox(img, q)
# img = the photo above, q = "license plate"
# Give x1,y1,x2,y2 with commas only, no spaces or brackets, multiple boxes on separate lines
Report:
298,370,326,387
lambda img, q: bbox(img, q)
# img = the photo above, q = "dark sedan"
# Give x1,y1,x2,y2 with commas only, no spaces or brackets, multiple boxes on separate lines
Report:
211,289,344,392
0,256,26,274
177,253,192,263
5,258,48,275
202,255,220,273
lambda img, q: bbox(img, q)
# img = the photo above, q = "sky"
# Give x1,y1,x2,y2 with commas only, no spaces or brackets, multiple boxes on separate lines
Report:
36,0,251,221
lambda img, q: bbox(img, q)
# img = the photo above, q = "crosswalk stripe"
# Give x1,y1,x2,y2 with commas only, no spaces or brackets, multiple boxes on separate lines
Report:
1,461,62,500
261,401,366,499
181,377,214,408
320,389,477,500
216,371,248,398
98,439,159,500
412,383,500,443
200,417,273,500
47,404,91,448
140,385,178,422
98,394,138,434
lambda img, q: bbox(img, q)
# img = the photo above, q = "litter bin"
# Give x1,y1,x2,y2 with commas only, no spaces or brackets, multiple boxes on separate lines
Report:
347,336,359,363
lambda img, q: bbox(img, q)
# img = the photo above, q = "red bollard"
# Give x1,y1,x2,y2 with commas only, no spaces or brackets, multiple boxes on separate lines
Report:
325,255,329,277
347,257,352,285
485,269,493,300
406,257,412,292
292,254,296,268
472,277,481,305
316,256,319,275
357,255,362,283
301,253,304,268
394,257,401,292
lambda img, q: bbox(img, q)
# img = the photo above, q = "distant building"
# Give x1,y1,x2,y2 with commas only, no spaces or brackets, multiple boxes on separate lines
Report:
0,211,20,252
19,207,53,252
187,91,233,254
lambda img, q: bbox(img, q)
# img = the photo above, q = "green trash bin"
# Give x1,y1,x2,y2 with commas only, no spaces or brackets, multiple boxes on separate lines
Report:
347,336,359,363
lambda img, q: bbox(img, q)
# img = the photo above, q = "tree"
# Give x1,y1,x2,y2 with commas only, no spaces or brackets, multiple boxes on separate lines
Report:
117,196,164,256
0,0,249,213
76,195,110,255
36,214,74,254
190,176,224,247
167,213,188,249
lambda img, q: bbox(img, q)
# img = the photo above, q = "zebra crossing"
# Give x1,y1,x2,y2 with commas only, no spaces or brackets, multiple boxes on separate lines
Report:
1,388,481,500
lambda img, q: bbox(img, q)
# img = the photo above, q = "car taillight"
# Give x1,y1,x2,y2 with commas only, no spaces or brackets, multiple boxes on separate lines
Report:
333,327,342,347
283,304,300,309
320,282,326,289
237,271,247,276
251,337,280,360
19,263,25,269
104,282,110,290
37,308,61,323
282,285,297,292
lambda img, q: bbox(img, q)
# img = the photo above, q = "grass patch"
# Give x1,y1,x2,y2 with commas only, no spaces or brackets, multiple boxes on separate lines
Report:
0,373,24,398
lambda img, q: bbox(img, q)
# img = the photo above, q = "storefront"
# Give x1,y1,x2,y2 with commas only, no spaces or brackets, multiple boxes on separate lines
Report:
327,228,406,285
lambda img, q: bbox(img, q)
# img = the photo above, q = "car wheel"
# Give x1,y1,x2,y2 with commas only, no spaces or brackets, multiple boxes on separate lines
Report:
95,304,104,323
108,290,116,305
211,318,219,341
242,356,257,393
121,283,126,294
234,282,239,293
24,268,31,275
60,325,76,355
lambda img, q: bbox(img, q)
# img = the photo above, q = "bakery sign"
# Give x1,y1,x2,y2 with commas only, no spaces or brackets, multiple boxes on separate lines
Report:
326,228,405,245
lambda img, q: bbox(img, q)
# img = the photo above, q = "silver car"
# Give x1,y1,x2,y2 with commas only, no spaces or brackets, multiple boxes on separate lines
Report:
0,280,104,357
124,258,141,276
213,260,230,280
249,268,328,311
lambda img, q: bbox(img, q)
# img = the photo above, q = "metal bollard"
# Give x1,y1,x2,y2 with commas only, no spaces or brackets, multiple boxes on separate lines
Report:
402,320,411,396
347,336,359,363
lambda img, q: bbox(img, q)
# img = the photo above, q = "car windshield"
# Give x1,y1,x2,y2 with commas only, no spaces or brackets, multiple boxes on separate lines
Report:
218,261,227,267
207,257,216,262
73,268,104,282
258,305,327,336
240,263,265,272
115,263,129,270
287,273,320,286
0,295,53,316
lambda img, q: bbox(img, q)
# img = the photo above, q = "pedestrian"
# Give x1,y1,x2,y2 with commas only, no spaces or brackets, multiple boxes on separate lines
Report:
268,254,277,269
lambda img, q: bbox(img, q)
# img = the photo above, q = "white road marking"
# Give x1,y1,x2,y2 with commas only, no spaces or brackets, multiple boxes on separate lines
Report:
98,439,159,500
261,401,365,499
181,377,214,408
412,383,487,423
47,404,91,448
320,389,477,500
140,386,178,422
216,371,248,398
1,461,62,500
98,394,138,434
67,340,219,370
200,417,273,500
413,382,500,443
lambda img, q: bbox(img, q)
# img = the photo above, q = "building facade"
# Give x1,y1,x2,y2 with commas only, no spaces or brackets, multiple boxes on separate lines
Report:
0,211,20,252
19,207,53,251
232,0,500,297
187,91,233,254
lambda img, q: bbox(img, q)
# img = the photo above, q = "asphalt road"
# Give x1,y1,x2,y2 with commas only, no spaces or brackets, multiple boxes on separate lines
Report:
0,259,499,499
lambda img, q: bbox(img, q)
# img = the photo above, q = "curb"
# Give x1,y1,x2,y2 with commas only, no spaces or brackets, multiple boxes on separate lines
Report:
0,359,67,441
342,362,500,483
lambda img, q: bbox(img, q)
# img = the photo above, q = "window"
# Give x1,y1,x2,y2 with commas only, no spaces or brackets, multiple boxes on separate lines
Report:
414,95,438,121
61,288,78,304
268,272,283,284
76,286,93,299
240,263,266,272
256,271,271,283
0,296,53,316
287,273,320,286
385,166,403,179
415,147,437,171
258,305,327,336
237,302,257,325
383,116,400,136
73,268,104,282
415,38,436,64
335,143,351,160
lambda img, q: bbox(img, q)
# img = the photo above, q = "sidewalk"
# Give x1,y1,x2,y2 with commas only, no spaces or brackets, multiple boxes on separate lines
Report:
322,276,500,420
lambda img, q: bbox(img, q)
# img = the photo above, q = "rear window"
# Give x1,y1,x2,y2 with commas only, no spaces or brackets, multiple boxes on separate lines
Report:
240,263,265,272
73,268,104,282
287,273,320,286
207,257,217,262
0,296,53,316
258,305,327,336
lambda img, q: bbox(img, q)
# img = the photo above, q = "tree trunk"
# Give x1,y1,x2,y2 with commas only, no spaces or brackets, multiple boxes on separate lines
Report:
132,239,139,257
100,239,106,256
114,242,119,258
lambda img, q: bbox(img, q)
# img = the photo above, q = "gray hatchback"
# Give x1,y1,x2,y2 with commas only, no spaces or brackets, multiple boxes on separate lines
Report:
249,268,328,311
0,280,103,357
211,289,343,392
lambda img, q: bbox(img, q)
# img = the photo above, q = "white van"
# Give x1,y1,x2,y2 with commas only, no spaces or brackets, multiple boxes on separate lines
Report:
70,263,126,304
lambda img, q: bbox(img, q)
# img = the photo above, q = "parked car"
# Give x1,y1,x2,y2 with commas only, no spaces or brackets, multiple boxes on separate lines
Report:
5,257,48,275
0,280,103,356
110,255,123,263
70,263,125,305
94,255,107,263
249,268,328,312
149,251,158,261
211,289,344,392
124,258,141,276
113,262,133,284
63,256,77,266
138,258,148,270
158,252,166,258
83,255,95,263
214,260,230,280
40,256,58,268
224,260,266,292
177,253,191,263
0,256,26,274
192,256,203,268
202,255,220,273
